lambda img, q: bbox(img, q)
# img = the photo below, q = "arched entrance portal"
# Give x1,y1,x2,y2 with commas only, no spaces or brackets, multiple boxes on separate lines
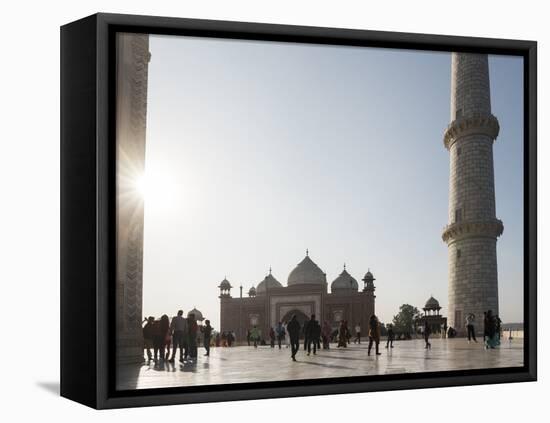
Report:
281,309,309,336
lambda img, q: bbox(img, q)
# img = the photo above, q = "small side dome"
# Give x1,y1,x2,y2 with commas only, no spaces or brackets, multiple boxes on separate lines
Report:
363,270,375,281
331,265,359,292
248,286,257,297
362,269,376,292
256,272,283,295
188,307,204,321
218,278,232,290
424,296,440,309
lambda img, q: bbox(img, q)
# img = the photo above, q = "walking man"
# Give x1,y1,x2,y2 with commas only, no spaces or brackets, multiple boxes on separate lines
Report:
354,323,361,344
142,316,155,362
385,323,395,349
465,313,477,343
169,310,187,363
306,315,320,356
275,321,285,349
367,315,382,356
201,319,213,356
424,320,431,349
287,315,301,361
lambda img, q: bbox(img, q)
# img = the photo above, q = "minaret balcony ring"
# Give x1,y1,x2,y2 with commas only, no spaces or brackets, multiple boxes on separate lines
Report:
442,219,504,244
443,113,500,150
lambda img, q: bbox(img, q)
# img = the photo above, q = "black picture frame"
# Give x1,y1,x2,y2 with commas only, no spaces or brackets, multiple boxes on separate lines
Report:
60,12,537,409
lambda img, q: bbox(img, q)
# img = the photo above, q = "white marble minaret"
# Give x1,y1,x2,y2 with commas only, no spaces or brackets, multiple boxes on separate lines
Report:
442,53,503,335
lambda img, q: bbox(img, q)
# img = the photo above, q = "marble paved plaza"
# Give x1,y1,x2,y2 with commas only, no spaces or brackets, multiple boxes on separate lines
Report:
117,338,524,390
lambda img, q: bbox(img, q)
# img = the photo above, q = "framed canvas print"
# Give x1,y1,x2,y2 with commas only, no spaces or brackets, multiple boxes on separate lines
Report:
60,13,537,409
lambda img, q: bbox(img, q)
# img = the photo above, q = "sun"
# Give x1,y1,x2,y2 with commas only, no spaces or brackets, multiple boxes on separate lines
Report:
131,167,183,215
135,173,149,199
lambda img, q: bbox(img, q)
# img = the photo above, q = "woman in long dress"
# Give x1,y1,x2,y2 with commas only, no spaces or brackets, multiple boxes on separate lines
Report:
484,310,499,349
337,320,348,348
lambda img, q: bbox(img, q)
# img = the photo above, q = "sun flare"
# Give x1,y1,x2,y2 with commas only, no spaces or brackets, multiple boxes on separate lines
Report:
131,167,185,215
135,174,149,199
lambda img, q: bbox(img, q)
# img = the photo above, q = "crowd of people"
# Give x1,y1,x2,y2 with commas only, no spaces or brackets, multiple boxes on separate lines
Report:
264,313,386,361
425,309,503,349
215,331,236,347
142,310,214,364
143,309,505,365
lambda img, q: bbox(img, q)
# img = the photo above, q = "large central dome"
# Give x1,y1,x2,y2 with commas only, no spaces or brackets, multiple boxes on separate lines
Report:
287,253,327,286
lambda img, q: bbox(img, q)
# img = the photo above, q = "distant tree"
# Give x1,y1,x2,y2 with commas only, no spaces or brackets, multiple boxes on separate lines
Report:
392,304,422,339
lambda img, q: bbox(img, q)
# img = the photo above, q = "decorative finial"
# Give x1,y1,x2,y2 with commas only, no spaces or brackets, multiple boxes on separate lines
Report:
344,263,346,270
306,248,309,256
269,266,272,275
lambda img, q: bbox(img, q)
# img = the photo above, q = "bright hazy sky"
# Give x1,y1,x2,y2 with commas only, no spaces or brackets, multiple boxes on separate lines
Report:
139,34,524,328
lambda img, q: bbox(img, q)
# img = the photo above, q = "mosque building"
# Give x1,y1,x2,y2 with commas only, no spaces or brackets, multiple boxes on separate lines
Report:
218,251,376,341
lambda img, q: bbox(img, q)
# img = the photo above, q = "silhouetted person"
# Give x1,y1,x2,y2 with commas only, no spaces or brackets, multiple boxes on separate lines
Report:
246,329,251,346
250,326,260,348
269,327,276,348
306,315,320,355
153,314,170,363
187,313,198,360
338,320,349,348
275,322,285,349
495,315,502,345
368,315,382,356
485,310,499,349
169,310,187,363
287,315,301,361
386,324,395,349
142,316,155,362
424,320,431,349
303,317,310,351
201,319,213,356
447,326,456,338
354,324,361,344
483,311,488,342
465,313,477,343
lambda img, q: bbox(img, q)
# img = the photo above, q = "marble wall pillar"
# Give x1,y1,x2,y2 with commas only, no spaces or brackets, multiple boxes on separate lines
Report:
115,33,150,364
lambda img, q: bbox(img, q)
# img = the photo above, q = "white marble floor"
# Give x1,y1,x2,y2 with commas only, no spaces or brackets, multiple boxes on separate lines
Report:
116,338,524,390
